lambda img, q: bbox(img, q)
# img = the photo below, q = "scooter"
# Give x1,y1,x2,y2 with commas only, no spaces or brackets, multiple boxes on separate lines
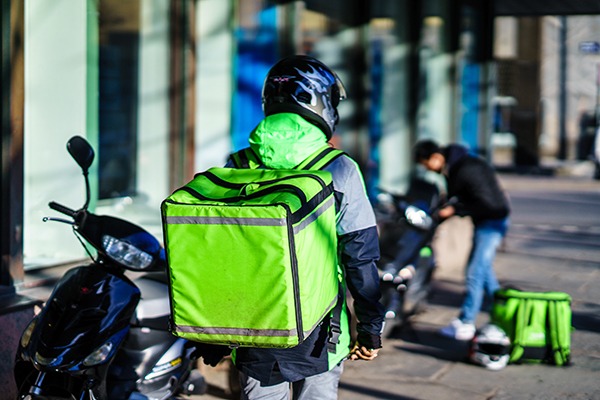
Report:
374,175,447,337
14,136,206,399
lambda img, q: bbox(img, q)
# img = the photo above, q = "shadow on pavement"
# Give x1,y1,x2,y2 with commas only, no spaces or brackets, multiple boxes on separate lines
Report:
390,322,471,363
204,384,235,400
424,279,464,308
339,381,418,400
572,310,600,333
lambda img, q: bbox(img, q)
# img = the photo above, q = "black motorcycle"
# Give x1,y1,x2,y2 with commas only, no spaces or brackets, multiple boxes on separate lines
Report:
375,176,448,337
14,136,206,399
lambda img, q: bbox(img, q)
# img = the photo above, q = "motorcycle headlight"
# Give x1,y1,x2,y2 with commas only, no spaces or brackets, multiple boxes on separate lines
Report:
102,235,153,270
20,318,37,348
83,342,114,367
404,206,433,230
35,352,58,366
35,352,62,367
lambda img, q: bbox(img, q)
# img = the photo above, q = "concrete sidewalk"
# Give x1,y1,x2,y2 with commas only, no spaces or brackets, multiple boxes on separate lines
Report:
195,171,600,400
336,172,600,400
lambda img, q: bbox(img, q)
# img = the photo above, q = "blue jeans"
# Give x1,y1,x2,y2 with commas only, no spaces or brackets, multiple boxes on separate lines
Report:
459,218,509,324
239,363,343,400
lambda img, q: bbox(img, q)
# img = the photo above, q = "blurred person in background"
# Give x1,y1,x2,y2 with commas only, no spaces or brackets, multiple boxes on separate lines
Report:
413,140,510,340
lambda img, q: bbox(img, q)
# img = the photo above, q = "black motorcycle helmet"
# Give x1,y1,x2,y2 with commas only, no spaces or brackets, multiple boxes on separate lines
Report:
262,55,347,140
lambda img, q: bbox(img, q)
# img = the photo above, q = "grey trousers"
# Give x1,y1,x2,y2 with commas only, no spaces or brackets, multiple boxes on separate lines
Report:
239,363,344,400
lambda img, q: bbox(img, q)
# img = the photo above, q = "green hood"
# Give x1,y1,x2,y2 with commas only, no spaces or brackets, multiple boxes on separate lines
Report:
249,113,329,169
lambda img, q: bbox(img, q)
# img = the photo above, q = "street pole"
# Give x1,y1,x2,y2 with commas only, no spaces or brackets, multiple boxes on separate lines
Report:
558,16,567,160
596,63,600,129
594,63,600,169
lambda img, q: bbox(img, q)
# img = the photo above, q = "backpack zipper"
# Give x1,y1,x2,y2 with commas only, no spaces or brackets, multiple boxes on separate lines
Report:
202,170,328,193
177,184,309,204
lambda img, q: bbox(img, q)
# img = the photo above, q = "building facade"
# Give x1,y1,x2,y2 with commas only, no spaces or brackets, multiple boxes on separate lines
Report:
2,0,600,395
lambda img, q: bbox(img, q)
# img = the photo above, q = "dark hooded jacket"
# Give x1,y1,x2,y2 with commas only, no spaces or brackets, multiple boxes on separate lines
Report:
443,144,510,225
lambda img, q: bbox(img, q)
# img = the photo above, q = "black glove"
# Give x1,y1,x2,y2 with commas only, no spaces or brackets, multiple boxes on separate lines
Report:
357,331,382,350
192,342,232,367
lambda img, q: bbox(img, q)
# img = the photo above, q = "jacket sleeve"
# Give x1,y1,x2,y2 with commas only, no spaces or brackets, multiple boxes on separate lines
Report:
328,156,385,348
339,226,385,348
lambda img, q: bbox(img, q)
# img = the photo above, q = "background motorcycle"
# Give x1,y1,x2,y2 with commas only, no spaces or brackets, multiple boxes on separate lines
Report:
14,136,206,399
375,175,448,337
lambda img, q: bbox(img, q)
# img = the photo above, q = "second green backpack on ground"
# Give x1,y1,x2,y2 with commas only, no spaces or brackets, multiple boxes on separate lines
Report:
161,147,344,349
491,287,572,366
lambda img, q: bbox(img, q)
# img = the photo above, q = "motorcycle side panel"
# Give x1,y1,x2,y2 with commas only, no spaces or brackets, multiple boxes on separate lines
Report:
25,265,140,370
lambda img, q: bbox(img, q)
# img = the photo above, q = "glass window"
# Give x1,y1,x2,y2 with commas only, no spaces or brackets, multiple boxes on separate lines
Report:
22,0,171,270
298,6,367,159
98,1,141,199
194,0,234,171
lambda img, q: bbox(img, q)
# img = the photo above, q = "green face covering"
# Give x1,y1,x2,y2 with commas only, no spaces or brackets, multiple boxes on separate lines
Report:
249,113,329,169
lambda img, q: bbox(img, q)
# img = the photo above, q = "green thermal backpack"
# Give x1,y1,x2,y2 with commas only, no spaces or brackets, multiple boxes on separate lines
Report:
491,288,572,366
161,147,344,349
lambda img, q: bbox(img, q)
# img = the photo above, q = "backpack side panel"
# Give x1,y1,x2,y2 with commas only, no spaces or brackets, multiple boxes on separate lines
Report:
293,194,339,338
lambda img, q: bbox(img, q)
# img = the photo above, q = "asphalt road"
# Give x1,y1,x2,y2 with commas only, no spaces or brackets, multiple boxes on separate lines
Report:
504,174,600,267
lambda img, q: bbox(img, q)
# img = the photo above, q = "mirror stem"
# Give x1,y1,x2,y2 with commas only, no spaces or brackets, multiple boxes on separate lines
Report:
83,171,91,210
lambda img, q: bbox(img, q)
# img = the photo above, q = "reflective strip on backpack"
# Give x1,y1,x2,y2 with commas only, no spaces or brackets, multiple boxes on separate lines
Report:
174,294,337,339
176,325,298,337
165,216,286,226
293,196,334,234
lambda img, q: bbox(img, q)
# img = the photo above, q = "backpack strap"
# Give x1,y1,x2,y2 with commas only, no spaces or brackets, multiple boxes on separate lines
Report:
327,283,345,353
296,146,346,171
548,300,561,365
296,146,347,353
229,147,262,169
547,298,571,366
230,146,345,171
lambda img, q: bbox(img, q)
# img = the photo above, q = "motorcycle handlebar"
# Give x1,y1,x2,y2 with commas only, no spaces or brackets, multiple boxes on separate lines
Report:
49,201,77,218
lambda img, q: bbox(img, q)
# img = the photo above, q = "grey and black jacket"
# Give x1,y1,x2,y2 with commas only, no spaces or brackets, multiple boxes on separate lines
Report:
229,113,384,384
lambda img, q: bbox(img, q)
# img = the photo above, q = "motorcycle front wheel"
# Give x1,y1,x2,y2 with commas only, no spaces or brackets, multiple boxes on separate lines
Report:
15,368,80,400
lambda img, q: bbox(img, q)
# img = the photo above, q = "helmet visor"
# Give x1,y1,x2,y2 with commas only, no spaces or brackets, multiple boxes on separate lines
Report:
332,72,347,107
476,343,510,356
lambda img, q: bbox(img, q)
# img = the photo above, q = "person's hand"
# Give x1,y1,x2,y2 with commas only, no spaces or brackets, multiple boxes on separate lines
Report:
438,205,455,219
349,343,380,361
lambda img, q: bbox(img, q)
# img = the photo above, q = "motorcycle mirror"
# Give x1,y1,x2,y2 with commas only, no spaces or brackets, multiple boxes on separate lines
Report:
67,136,95,173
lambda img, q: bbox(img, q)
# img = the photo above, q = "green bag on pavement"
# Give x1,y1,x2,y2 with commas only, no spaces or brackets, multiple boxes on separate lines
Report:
491,288,572,366
161,147,344,349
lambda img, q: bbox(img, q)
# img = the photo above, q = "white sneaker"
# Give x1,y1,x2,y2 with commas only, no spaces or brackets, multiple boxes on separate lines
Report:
439,318,476,341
